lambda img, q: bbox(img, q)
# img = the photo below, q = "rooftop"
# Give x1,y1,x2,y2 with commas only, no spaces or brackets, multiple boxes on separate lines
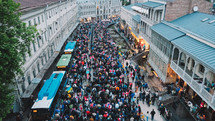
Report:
123,1,164,11
151,23,185,41
14,0,64,11
170,12,215,45
172,36,215,72
151,12,215,72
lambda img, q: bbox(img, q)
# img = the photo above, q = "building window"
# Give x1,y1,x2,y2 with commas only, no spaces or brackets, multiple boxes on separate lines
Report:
33,18,37,25
41,57,44,65
22,83,25,92
44,53,47,62
41,15,44,22
51,48,54,55
33,69,36,78
199,65,205,73
40,35,44,44
48,49,50,58
37,36,40,48
45,13,48,19
22,54,26,62
32,42,36,52
28,20,31,26
28,75,31,84
37,62,40,72
38,16,40,24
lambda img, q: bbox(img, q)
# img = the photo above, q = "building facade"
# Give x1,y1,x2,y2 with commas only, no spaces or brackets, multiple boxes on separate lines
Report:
150,12,215,120
78,0,97,22
120,1,166,50
78,0,121,22
165,0,213,21
14,0,79,112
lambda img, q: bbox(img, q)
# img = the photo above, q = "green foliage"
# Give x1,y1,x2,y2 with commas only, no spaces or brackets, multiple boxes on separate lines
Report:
0,0,37,118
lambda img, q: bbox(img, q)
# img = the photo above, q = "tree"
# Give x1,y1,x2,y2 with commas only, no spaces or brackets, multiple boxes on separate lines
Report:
0,0,37,119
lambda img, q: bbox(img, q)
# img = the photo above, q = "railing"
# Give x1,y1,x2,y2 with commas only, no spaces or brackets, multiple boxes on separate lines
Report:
141,15,157,26
177,65,184,76
170,61,177,70
201,88,212,102
184,73,192,84
192,80,201,91
212,98,215,106
170,60,215,110
150,42,169,63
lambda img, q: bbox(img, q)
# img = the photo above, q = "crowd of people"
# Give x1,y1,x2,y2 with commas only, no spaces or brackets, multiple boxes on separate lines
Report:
53,20,159,121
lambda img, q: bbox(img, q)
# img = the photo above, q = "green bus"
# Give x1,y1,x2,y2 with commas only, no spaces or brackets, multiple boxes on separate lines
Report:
56,54,72,70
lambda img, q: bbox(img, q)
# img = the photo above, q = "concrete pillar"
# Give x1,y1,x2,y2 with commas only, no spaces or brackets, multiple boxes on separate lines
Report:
177,50,181,65
171,46,176,62
152,9,156,21
191,62,198,83
200,68,208,92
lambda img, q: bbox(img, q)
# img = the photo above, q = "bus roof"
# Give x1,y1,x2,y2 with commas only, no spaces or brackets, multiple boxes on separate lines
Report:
31,71,65,109
64,41,76,52
56,54,72,67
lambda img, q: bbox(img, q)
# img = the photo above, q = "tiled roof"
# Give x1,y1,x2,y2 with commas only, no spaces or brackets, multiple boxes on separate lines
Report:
170,12,215,45
14,0,61,11
172,36,215,72
151,23,185,41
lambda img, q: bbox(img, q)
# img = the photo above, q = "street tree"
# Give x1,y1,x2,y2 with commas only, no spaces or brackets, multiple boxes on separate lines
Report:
0,0,37,119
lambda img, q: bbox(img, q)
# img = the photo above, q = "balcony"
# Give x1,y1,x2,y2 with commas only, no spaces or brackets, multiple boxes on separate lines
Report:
150,42,169,64
141,15,158,26
170,60,215,110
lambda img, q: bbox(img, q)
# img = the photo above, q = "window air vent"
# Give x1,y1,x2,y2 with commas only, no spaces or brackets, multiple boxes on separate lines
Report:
208,20,215,24
201,18,209,22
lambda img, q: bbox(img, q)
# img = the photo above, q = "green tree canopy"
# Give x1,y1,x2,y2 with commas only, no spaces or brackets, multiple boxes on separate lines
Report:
0,0,37,118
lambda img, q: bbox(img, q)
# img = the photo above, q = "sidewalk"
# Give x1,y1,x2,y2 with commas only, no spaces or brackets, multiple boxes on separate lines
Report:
124,59,165,121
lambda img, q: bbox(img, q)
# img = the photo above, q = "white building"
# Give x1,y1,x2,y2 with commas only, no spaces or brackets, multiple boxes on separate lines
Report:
120,1,165,49
78,0,97,22
78,0,121,22
14,0,79,112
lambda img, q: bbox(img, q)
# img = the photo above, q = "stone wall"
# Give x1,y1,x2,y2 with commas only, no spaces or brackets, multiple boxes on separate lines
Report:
165,0,213,21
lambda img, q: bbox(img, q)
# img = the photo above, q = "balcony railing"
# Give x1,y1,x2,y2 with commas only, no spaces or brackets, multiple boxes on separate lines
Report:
141,15,158,26
192,80,201,91
170,60,215,110
150,42,169,64
201,88,212,102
